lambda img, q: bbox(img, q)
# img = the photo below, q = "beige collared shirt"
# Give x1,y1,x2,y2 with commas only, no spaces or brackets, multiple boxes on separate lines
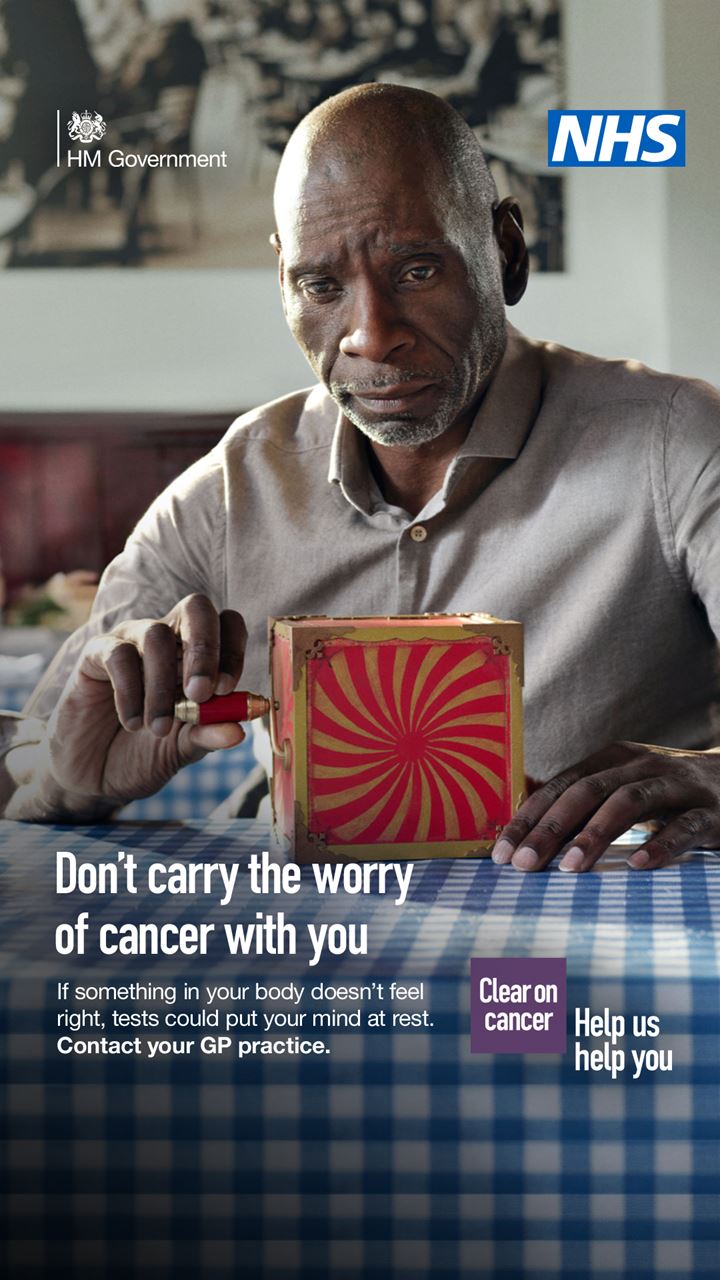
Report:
3,327,720,812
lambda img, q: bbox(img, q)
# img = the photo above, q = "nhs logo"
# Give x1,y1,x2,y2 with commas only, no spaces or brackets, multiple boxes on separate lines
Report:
548,110,685,167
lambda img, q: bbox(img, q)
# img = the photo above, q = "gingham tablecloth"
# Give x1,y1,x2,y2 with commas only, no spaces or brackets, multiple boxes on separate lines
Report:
0,820,718,1279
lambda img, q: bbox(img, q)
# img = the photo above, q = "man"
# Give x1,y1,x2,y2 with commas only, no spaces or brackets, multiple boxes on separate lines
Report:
2,84,720,873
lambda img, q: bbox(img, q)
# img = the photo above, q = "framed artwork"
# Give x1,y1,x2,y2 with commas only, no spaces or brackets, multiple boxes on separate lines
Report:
0,0,563,271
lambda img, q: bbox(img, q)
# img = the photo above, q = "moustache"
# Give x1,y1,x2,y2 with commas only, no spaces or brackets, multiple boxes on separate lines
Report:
331,370,445,396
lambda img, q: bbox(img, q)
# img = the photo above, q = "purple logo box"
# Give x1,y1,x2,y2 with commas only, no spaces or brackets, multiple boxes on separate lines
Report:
470,958,567,1054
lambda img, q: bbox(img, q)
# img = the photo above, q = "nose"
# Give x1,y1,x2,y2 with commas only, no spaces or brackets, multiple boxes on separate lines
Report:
338,279,415,364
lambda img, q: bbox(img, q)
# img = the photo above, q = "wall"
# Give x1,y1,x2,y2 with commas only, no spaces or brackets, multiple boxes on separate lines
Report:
0,0,717,412
0,269,311,413
513,0,670,370
663,0,720,384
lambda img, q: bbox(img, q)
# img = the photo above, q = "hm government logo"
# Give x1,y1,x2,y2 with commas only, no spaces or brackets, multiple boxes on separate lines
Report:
67,110,106,145
56,106,227,170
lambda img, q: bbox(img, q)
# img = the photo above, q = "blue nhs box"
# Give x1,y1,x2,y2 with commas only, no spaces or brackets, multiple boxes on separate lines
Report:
547,110,685,167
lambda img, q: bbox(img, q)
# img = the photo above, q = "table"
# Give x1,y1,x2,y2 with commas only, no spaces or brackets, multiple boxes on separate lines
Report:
0,819,718,1279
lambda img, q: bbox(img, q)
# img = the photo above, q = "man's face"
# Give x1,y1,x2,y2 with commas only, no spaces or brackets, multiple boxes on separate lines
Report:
275,151,507,446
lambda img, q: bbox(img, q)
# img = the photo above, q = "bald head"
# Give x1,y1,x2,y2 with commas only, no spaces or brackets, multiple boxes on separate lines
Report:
271,84,528,452
273,84,498,246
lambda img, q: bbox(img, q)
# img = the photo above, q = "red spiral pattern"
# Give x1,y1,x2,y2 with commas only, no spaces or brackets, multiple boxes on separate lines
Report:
307,638,509,844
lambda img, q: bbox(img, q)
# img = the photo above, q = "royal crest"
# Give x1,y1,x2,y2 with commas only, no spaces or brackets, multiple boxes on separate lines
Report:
67,110,106,145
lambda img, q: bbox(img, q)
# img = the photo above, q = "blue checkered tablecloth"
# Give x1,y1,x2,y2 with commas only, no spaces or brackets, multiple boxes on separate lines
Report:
0,820,718,1279
120,738,256,820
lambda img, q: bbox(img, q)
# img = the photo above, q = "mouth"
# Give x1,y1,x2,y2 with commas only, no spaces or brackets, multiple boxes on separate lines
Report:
347,381,440,415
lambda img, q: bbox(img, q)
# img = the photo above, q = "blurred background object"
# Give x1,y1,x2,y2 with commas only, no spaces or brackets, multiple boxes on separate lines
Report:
6,569,98,629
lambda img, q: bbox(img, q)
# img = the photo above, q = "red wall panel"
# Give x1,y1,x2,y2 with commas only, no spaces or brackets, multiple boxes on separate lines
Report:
0,414,231,593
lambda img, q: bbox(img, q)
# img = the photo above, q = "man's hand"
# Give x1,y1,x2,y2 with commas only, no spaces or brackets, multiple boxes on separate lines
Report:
45,595,248,808
491,741,720,872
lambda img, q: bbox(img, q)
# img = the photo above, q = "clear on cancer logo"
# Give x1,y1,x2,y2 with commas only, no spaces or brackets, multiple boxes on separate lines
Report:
67,110,106,144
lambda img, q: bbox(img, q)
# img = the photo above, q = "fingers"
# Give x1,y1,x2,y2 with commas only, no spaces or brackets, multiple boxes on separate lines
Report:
216,609,248,695
627,808,717,870
104,641,144,731
173,597,246,702
553,775,679,873
85,596,247,738
99,623,179,735
81,634,146,732
139,622,179,733
173,594,220,702
492,760,714,873
177,721,246,766
491,764,587,864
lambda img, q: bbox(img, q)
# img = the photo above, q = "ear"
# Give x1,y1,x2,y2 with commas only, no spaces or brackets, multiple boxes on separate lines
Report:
493,197,529,306
269,230,287,304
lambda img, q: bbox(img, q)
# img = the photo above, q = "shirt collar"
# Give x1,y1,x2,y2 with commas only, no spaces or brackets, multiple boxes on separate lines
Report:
454,325,544,461
326,324,544,500
328,400,360,491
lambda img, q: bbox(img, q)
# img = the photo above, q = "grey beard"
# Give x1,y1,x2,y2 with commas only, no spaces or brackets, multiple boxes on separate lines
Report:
333,355,488,447
330,310,507,447
340,392,461,446
332,362,469,446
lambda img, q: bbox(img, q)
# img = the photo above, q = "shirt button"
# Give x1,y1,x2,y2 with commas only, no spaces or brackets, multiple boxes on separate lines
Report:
410,525,428,543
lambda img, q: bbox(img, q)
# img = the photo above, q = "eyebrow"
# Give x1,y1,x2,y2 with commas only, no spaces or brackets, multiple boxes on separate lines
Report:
286,261,336,281
387,238,453,255
287,238,452,281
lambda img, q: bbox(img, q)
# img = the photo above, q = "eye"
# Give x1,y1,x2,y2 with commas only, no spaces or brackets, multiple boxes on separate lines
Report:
398,262,438,285
298,278,341,301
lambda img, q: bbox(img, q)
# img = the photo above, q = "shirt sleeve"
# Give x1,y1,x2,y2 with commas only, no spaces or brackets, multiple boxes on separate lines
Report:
662,376,720,640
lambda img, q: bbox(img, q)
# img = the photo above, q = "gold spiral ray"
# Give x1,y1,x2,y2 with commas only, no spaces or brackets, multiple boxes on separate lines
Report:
312,728,400,757
313,756,399,780
329,650,398,741
391,645,412,730
331,770,411,842
429,754,489,832
315,672,395,746
422,711,506,734
408,645,450,730
429,744,505,798
431,733,506,758
412,762,427,844
418,757,460,840
374,761,415,842
420,679,505,732
414,650,489,726
365,645,403,736
313,761,401,812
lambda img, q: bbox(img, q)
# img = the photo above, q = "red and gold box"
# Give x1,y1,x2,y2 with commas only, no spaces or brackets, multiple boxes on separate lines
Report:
269,613,524,862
